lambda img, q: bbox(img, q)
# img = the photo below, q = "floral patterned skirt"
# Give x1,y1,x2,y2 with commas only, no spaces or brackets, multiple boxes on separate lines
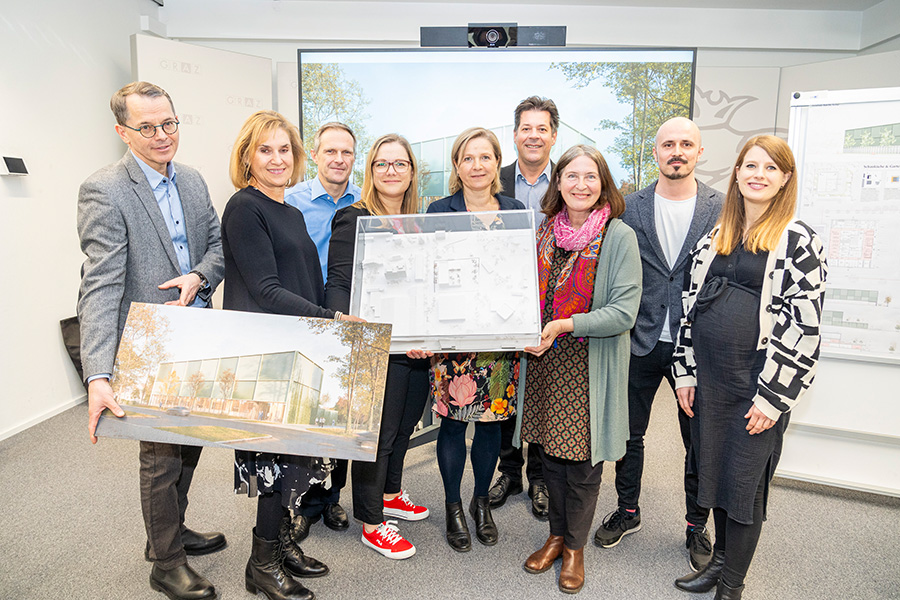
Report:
234,451,333,511
430,352,520,422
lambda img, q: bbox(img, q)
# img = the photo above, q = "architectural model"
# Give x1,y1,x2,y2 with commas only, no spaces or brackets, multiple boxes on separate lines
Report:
350,210,541,352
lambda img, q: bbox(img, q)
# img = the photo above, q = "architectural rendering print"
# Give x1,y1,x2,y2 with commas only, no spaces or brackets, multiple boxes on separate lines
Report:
96,303,391,461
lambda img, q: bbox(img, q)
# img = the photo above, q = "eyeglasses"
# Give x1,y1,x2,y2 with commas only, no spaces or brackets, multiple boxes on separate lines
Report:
122,120,180,138
372,160,410,174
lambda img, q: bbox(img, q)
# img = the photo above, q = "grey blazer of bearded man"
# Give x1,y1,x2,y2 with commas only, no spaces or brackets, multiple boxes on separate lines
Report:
620,179,723,357
77,151,224,380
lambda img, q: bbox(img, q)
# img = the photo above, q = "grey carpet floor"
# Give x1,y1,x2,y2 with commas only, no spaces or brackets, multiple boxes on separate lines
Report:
1,389,898,600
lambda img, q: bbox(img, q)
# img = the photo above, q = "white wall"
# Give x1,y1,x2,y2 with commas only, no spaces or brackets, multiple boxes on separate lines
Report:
0,0,156,440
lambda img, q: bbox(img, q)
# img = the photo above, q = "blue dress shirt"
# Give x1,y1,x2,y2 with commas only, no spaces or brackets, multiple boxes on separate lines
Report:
285,176,361,282
515,161,552,227
132,152,205,308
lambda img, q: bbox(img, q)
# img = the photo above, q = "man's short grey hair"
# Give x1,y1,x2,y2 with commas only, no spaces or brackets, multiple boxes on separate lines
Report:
110,82,176,126
313,122,357,154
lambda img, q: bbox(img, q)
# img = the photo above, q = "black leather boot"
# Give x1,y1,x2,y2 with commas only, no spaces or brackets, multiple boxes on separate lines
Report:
674,548,725,593
469,495,498,546
278,518,329,579
714,580,744,600
245,529,315,600
445,501,471,552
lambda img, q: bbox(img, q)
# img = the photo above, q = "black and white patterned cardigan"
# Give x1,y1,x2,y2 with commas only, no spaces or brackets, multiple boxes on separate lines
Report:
672,220,828,420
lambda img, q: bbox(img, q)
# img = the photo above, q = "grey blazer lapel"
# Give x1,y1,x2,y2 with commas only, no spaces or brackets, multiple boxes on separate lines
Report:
637,184,669,268
176,166,206,267
123,153,181,274
672,185,717,272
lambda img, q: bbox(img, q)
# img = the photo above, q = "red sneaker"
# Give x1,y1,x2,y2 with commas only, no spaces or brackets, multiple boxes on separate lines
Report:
383,490,430,521
361,521,416,560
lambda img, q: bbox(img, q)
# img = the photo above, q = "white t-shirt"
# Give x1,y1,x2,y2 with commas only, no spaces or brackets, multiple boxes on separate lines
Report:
654,192,696,343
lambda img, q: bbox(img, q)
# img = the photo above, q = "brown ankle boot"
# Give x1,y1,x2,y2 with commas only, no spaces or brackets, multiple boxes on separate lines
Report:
558,546,584,594
524,535,564,574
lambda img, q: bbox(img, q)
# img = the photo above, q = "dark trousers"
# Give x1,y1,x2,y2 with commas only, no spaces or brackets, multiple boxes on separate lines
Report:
539,445,604,550
714,473,766,587
298,460,347,517
352,357,429,525
498,417,544,485
615,341,707,526
140,441,201,570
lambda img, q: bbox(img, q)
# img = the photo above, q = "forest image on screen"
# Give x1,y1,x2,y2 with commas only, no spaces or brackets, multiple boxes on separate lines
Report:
299,49,694,209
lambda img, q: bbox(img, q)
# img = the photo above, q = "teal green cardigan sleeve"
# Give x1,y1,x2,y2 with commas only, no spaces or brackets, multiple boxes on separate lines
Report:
571,221,642,339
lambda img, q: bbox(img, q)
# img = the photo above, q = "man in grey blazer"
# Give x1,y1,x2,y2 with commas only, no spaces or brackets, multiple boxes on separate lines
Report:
593,117,723,571
490,96,558,520
77,82,225,600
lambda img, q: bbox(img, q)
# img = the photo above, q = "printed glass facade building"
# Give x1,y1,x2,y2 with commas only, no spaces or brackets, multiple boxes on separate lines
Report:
149,351,324,426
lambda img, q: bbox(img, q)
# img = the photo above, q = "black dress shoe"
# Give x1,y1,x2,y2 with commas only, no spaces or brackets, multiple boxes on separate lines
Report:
183,528,227,556
291,514,320,543
144,529,227,561
445,501,471,552
469,495,499,546
488,474,524,508
149,563,216,600
279,518,329,578
321,503,349,531
529,483,549,520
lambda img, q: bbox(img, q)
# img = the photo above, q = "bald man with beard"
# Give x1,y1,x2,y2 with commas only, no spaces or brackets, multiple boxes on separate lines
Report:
593,118,723,572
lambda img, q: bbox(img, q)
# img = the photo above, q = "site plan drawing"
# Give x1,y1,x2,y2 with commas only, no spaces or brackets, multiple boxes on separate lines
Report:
790,87,900,363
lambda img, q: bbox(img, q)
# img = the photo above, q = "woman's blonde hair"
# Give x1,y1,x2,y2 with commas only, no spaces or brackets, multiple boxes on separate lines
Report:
229,110,306,190
355,134,420,216
714,135,797,254
448,127,502,196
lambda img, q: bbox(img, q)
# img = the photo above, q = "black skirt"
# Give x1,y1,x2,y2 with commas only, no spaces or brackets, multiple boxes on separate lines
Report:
689,246,787,525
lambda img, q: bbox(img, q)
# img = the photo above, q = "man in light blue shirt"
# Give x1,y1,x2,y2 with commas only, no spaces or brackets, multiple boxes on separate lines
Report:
285,122,361,283
498,96,559,229
285,122,359,539
77,81,225,600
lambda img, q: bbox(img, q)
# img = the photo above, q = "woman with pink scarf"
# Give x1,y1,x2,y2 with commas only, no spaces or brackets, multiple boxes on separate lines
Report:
519,145,642,594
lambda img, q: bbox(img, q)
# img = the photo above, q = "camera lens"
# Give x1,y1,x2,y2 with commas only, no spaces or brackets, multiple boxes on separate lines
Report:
486,29,500,44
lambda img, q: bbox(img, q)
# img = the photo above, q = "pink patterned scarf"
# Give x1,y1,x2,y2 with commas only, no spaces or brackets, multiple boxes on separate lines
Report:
536,205,611,331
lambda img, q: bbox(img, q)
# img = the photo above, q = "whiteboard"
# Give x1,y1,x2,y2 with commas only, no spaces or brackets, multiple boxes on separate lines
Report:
789,87,900,364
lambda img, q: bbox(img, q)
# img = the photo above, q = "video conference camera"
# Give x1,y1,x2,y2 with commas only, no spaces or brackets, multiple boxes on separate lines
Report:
468,24,517,48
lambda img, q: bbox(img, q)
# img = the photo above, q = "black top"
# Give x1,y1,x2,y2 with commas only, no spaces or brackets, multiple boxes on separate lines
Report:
324,205,370,314
221,186,333,319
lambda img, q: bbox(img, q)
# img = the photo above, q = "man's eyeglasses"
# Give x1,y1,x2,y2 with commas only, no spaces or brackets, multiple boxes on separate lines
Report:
122,120,180,139
372,160,410,174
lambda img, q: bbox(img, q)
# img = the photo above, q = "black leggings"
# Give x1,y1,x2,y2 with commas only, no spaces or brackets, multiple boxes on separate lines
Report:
713,473,766,587
436,419,501,504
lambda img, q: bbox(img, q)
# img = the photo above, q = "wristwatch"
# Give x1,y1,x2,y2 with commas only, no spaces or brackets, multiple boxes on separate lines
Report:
190,269,209,289
190,270,211,302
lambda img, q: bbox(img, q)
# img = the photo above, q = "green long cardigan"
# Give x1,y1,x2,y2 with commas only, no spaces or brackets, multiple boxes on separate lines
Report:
515,217,643,466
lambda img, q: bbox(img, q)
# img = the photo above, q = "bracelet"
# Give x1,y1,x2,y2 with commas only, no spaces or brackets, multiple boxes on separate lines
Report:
333,311,343,320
